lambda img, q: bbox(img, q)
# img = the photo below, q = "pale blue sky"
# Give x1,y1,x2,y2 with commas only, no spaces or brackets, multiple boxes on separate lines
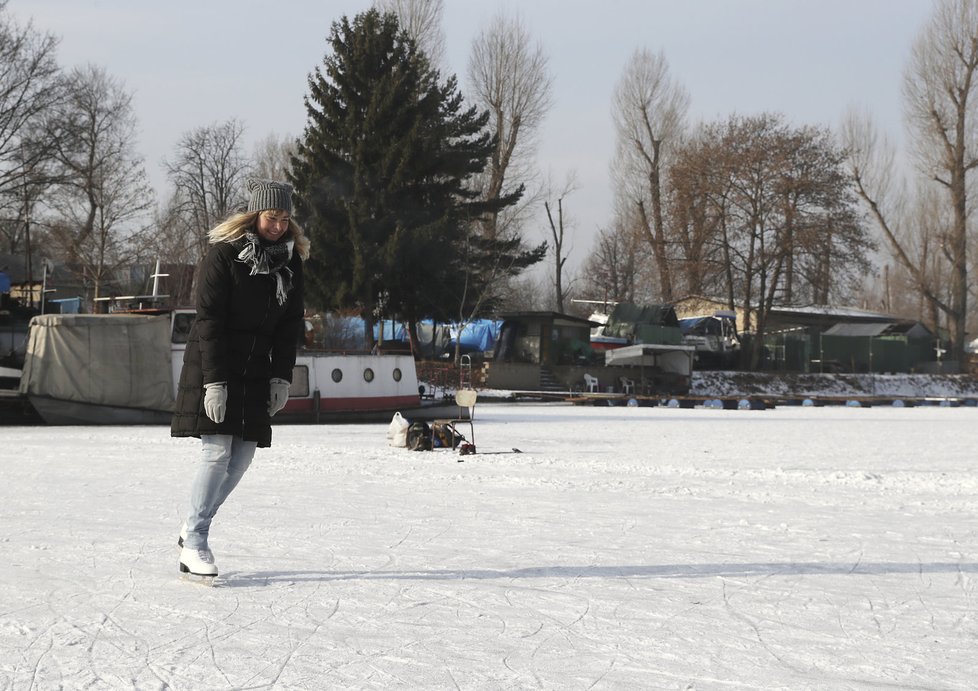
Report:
13,0,936,270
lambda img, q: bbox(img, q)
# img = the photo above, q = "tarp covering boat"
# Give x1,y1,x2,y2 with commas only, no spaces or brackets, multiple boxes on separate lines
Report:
19,314,174,414
603,303,684,345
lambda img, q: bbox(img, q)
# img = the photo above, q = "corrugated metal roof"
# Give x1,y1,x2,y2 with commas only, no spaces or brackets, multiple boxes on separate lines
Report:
773,305,892,320
823,322,891,337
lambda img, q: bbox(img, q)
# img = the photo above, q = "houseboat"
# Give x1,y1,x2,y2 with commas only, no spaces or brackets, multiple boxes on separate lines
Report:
19,310,435,425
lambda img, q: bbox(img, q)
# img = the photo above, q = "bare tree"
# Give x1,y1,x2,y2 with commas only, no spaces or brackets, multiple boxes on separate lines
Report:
142,191,198,304
0,2,61,192
252,132,296,181
865,187,951,325
149,124,271,303
543,173,577,312
1,150,45,285
468,10,553,241
501,275,548,311
845,0,978,362
667,128,729,298
373,0,446,67
611,48,689,303
45,64,154,304
672,114,873,368
582,220,647,306
163,119,250,261
0,1,62,276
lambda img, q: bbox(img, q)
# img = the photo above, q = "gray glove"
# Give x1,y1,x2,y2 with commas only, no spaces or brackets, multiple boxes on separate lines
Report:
268,378,290,416
203,382,227,423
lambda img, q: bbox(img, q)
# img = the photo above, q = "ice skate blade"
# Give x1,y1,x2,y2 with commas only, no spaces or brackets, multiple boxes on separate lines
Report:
179,570,218,586
179,561,218,582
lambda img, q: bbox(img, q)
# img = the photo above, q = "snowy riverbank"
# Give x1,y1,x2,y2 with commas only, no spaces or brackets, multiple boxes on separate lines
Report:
691,371,978,399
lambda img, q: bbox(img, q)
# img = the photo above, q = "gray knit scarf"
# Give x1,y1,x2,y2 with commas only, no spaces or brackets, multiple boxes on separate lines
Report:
233,232,294,305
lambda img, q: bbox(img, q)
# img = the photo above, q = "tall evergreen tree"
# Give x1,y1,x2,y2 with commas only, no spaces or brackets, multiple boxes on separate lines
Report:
291,9,534,341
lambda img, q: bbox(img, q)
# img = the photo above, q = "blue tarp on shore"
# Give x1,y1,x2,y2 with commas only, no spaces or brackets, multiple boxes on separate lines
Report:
371,318,501,355
449,319,500,353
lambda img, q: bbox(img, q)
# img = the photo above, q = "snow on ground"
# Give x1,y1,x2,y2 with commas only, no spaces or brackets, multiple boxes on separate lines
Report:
2,402,978,689
691,371,978,399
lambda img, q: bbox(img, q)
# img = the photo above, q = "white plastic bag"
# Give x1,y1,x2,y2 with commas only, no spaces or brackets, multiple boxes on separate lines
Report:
387,411,409,447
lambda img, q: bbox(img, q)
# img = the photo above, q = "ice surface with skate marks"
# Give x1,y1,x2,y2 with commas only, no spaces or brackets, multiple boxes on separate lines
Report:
1,403,977,688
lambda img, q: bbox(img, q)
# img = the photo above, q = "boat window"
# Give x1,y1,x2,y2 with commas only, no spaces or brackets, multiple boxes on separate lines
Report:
363,367,374,383
392,368,402,382
171,312,194,344
331,368,343,383
290,365,310,397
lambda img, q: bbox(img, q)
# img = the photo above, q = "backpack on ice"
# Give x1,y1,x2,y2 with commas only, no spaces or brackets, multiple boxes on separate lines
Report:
406,421,432,451
431,422,465,448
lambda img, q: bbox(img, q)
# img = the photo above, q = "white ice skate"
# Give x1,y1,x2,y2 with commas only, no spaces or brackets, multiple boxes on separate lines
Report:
179,546,218,584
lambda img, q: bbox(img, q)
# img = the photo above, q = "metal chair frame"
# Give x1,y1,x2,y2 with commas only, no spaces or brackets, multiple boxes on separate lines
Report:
447,388,477,449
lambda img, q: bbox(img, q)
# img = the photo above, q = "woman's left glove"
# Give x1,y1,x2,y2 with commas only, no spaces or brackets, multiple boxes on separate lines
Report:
268,378,291,416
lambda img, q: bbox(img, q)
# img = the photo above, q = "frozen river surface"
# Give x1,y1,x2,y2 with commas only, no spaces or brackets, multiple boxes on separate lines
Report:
2,402,976,689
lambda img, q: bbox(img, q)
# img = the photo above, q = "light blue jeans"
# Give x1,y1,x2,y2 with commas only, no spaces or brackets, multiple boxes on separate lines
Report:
184,434,257,550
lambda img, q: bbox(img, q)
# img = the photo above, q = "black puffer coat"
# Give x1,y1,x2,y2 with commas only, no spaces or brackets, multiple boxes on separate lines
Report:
170,238,304,447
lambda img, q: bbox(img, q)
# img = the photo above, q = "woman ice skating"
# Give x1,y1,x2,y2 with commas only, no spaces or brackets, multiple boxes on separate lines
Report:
171,178,310,581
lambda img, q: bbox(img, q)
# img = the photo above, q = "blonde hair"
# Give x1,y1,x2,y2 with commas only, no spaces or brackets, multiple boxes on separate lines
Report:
208,210,311,260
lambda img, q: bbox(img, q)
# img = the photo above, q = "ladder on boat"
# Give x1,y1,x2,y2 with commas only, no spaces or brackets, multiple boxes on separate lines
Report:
459,354,473,389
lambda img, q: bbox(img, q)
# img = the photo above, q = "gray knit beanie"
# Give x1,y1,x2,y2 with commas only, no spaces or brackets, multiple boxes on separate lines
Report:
247,178,294,215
